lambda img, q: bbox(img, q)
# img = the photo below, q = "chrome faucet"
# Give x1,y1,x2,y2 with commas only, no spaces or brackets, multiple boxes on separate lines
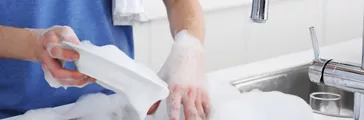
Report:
251,0,364,118
251,0,268,23
308,26,364,120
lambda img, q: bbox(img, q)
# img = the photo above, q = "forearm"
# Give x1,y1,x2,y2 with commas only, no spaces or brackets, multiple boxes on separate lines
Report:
163,0,205,44
0,25,39,61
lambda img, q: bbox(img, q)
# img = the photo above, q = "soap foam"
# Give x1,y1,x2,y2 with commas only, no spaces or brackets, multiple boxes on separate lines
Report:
14,93,139,120
212,90,315,120
13,83,316,120
14,108,67,120
147,81,316,120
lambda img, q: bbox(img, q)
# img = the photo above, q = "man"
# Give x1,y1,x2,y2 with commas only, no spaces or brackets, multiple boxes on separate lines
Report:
0,0,210,120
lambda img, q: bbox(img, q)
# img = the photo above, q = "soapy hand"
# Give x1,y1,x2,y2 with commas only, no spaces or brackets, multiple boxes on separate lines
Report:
158,30,211,120
29,26,95,87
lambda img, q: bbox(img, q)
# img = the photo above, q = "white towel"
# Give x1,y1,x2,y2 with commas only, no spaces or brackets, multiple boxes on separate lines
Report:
112,0,148,26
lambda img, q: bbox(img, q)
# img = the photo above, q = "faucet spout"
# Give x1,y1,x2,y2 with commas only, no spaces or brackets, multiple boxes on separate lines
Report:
250,0,269,23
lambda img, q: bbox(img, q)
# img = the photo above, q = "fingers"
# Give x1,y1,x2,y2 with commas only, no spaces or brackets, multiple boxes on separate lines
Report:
41,26,80,61
167,86,211,120
84,77,96,82
201,91,211,119
195,89,205,119
37,26,93,87
168,85,182,120
41,52,90,86
182,88,199,120
47,43,79,60
43,26,80,44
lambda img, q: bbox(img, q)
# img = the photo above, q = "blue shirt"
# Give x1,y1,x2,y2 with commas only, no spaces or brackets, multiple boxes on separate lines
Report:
0,0,134,118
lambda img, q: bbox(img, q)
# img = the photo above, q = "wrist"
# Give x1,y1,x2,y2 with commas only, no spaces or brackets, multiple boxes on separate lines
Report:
27,28,46,61
158,30,206,84
0,26,43,61
173,30,205,60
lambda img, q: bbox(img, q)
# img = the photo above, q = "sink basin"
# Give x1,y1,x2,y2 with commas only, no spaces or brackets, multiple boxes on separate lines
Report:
231,64,354,118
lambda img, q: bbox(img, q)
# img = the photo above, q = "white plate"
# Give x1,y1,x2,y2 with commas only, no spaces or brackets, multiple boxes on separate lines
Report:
61,41,169,120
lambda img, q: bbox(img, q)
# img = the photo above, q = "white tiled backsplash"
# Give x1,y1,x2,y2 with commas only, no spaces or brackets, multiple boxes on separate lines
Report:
134,0,364,72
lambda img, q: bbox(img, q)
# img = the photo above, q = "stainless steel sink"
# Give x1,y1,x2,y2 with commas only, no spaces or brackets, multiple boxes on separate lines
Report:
231,64,354,118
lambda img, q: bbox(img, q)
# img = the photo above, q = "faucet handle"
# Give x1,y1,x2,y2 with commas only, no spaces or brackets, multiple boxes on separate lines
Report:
309,26,321,60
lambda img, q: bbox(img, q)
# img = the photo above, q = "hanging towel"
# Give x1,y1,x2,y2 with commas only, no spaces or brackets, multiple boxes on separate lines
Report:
112,0,148,26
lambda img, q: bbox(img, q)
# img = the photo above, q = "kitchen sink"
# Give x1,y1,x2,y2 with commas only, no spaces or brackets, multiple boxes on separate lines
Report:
231,64,354,118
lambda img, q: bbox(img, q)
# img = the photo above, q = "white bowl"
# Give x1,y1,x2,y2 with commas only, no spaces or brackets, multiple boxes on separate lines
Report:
62,41,169,120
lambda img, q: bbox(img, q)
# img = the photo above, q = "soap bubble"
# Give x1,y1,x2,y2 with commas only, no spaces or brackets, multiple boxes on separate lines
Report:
12,83,316,120
14,108,67,120
14,93,139,120
212,90,315,120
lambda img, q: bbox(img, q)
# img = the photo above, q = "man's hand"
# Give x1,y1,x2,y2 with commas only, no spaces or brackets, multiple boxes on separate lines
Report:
158,30,211,120
30,26,95,86
162,0,209,118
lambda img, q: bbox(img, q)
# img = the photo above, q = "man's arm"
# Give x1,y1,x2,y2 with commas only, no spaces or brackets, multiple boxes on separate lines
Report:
0,25,93,85
163,0,205,43
0,25,39,61
159,0,211,119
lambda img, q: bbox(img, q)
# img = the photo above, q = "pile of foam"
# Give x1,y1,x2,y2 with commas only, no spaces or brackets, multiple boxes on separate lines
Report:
147,81,315,120
211,89,315,120
14,93,139,120
12,81,316,120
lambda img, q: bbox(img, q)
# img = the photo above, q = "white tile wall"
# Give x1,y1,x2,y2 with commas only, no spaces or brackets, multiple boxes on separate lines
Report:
133,23,151,66
323,0,364,45
133,0,363,72
244,0,322,63
144,0,254,20
149,19,175,72
203,6,248,72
